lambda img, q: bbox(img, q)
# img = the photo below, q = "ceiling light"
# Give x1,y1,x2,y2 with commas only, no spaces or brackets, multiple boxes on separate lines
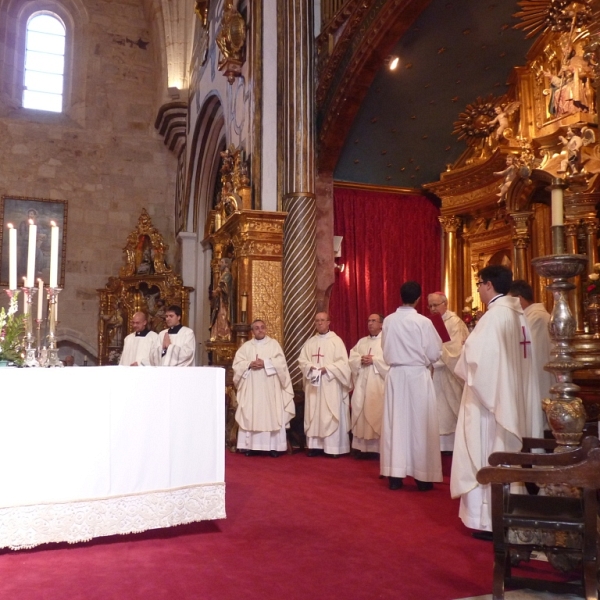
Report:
387,56,400,71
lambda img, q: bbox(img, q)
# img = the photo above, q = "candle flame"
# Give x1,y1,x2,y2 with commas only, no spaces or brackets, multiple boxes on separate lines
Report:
7,223,13,229
29,219,34,225
51,221,56,227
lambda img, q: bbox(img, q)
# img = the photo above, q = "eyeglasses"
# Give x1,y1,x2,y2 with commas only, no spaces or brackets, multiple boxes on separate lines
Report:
428,302,445,309
476,281,485,287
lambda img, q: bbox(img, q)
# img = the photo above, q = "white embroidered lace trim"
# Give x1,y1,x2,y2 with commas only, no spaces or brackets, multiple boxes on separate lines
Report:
0,482,226,550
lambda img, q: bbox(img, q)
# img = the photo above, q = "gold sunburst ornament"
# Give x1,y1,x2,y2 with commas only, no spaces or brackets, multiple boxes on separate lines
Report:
513,0,595,39
452,95,498,146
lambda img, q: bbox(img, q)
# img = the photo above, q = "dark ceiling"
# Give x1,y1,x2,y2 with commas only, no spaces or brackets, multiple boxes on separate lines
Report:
334,0,535,189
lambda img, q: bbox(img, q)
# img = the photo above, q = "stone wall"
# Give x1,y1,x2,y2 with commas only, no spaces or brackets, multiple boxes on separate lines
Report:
0,0,176,358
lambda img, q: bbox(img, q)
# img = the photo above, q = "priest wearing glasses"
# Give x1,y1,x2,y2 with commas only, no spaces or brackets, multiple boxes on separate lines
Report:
150,305,196,366
450,265,542,539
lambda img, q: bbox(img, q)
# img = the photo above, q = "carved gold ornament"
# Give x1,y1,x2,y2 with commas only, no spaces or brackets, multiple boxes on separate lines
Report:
514,0,595,39
452,95,499,146
216,0,247,84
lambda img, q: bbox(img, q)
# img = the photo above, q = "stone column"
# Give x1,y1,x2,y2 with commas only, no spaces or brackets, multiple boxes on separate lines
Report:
565,221,584,332
439,216,461,311
509,211,533,282
280,0,316,388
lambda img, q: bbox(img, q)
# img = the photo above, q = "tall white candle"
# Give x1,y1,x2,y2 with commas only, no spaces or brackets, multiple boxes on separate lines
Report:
49,221,59,288
26,219,37,287
7,224,16,290
37,278,44,320
22,277,29,314
551,187,564,226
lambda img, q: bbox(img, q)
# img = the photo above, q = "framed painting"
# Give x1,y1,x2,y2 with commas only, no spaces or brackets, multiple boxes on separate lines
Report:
0,196,68,288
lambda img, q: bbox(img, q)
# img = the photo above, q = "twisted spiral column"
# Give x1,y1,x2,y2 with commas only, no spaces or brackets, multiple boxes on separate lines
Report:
283,194,316,387
279,0,316,388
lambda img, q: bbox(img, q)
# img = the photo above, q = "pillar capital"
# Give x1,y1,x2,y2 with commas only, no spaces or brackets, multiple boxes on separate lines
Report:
439,215,462,233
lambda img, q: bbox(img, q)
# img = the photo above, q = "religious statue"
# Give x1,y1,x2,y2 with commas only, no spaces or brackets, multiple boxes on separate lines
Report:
558,126,595,175
493,155,518,204
210,258,233,341
488,102,520,140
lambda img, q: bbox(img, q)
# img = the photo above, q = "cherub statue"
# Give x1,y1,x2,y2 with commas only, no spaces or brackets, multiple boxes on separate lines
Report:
488,102,520,140
558,126,594,175
493,155,518,204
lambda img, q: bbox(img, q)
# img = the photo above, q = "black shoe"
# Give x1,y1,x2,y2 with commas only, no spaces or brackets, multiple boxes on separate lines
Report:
415,480,434,492
472,530,493,541
327,453,340,459
389,477,403,490
269,450,280,458
244,450,258,457
306,449,321,457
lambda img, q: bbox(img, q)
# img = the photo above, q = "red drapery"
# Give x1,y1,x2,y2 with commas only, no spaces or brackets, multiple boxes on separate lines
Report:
328,187,441,350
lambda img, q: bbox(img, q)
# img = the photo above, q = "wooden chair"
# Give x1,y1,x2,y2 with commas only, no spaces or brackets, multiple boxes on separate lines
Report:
476,436,600,600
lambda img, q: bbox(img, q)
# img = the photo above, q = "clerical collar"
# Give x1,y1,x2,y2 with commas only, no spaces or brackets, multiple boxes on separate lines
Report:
168,324,183,334
488,294,504,305
135,329,150,337
370,334,380,339
318,331,330,337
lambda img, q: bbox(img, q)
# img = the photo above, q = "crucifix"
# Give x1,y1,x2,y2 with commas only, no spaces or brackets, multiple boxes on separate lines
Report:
312,347,324,364
520,326,531,359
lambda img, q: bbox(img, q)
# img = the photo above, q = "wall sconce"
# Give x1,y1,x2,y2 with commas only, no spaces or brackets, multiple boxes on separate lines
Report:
333,235,345,272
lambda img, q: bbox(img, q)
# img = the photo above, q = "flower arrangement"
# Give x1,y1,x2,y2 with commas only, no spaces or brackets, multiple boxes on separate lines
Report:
108,349,122,365
0,293,25,365
585,263,600,295
462,295,479,330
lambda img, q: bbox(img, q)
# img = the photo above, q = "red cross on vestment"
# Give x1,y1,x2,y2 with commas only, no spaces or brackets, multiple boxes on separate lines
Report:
520,326,531,359
312,347,324,364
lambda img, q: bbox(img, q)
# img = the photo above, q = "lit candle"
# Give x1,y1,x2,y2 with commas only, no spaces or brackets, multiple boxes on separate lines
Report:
22,277,29,314
241,293,248,312
7,224,16,291
26,219,37,287
37,278,44,320
551,186,564,226
49,221,59,288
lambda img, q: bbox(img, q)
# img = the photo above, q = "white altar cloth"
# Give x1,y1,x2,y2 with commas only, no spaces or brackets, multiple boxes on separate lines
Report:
0,366,226,549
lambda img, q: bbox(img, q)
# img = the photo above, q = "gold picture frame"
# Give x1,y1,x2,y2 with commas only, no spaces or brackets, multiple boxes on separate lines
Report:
0,195,68,288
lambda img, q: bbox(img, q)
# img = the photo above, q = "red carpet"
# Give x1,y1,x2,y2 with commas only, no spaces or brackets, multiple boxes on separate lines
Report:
0,452,575,599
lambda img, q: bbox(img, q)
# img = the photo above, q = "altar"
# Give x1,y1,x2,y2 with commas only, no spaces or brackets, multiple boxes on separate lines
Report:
0,366,225,550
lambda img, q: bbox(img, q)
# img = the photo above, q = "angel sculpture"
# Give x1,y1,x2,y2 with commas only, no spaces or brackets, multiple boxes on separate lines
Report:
493,155,518,204
488,102,520,140
558,126,595,175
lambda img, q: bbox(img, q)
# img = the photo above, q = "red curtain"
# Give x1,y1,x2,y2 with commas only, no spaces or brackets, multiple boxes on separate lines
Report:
329,187,441,350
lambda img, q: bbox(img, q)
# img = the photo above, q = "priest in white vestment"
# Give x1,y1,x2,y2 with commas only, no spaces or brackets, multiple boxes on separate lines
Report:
451,266,543,536
510,279,554,405
380,281,443,491
119,311,159,366
348,313,389,456
233,319,295,456
149,305,196,366
298,312,352,457
427,292,469,451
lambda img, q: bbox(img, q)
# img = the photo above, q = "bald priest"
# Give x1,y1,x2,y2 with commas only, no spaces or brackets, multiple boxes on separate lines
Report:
119,311,159,366
233,319,295,456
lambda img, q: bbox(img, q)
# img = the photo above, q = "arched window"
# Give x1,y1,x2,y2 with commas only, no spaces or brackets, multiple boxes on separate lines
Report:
23,13,66,113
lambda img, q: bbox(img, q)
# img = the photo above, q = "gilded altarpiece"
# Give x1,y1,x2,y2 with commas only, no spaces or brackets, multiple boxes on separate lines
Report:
97,210,193,365
203,209,286,450
426,25,600,417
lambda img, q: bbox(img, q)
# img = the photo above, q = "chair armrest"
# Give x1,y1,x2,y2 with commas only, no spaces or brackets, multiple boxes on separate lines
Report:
488,447,583,467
